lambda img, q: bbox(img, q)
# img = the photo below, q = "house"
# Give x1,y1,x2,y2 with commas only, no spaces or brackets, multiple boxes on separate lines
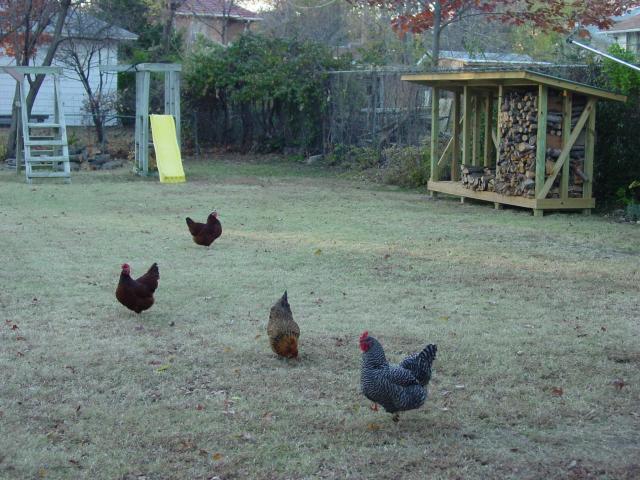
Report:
418,50,552,69
601,15,640,54
175,0,263,46
594,7,640,55
0,11,137,127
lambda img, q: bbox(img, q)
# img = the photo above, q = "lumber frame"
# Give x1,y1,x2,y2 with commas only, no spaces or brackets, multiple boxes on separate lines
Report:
535,85,548,197
496,85,503,167
452,91,461,181
561,91,572,199
537,98,595,200
462,86,473,167
483,92,493,167
430,87,440,181
473,95,482,166
583,100,596,214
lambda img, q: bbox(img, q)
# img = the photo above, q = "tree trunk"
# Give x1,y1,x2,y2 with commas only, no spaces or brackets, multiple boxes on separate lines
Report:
431,1,442,68
5,0,72,157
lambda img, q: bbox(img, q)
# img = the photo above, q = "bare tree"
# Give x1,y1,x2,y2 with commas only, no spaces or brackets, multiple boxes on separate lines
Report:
56,9,124,147
2,0,74,157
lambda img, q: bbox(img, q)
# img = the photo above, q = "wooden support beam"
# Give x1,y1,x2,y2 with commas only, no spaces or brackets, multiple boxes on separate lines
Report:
430,87,440,181
560,91,572,200
462,86,472,167
535,85,548,198
537,99,595,200
437,116,465,167
496,85,503,167
473,96,482,166
583,100,596,212
484,92,493,167
452,92,461,181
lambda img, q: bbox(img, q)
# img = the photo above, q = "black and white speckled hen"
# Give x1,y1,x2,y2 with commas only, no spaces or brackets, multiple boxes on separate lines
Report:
359,331,437,422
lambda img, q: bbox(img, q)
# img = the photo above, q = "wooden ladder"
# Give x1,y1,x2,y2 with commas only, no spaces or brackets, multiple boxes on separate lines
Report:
17,71,70,184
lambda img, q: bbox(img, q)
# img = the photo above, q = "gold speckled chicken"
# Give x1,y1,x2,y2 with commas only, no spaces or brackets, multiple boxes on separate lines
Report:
267,291,300,358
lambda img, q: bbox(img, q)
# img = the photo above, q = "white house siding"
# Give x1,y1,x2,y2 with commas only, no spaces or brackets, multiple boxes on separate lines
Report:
0,43,119,126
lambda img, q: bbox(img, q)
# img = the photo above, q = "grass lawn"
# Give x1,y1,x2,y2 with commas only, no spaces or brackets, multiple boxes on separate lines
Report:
1,156,639,479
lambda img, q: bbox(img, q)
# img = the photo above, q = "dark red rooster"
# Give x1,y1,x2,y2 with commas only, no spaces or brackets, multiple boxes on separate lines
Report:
186,211,222,247
115,263,159,313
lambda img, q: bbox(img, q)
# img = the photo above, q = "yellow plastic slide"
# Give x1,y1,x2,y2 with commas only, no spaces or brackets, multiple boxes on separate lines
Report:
149,114,186,183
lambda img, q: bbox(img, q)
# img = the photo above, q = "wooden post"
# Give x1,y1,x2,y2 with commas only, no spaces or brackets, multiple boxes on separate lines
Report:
496,85,503,167
583,100,596,215
452,91,461,181
472,95,482,166
484,92,493,167
535,85,548,199
430,87,440,182
462,86,472,167
136,70,151,175
561,91,572,200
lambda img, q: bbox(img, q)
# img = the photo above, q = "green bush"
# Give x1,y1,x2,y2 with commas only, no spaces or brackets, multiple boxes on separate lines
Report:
595,47,640,207
378,145,430,188
183,34,350,152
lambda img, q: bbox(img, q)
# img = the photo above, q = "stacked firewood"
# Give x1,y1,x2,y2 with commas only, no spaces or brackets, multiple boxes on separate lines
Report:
494,90,538,198
461,165,495,191
544,93,587,198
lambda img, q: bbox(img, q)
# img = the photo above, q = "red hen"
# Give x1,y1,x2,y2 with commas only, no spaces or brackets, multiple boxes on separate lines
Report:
186,211,222,247
115,263,159,313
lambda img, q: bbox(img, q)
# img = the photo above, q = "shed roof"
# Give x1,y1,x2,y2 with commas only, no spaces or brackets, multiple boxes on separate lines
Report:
401,69,627,102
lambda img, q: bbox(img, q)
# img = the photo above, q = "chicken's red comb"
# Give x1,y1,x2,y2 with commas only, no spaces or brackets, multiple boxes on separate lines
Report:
359,331,369,341
121,263,130,269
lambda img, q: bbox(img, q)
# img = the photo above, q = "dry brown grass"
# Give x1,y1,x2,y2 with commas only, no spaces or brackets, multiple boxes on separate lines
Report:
0,156,639,479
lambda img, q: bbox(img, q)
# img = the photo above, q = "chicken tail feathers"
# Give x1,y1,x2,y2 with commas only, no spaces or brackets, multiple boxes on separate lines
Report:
136,262,160,293
400,344,437,386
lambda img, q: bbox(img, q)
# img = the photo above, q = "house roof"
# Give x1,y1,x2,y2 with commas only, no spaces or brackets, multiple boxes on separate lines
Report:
402,70,627,102
176,0,263,21
60,11,138,41
606,14,640,34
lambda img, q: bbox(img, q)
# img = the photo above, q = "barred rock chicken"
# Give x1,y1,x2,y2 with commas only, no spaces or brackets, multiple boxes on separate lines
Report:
186,211,222,247
267,291,300,359
115,263,159,313
359,331,437,422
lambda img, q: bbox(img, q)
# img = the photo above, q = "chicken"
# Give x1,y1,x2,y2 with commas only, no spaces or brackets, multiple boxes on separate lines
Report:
186,211,222,247
115,263,159,313
267,291,300,358
359,331,437,422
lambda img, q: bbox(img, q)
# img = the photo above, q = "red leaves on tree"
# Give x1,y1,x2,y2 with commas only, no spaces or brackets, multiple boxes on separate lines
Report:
0,0,58,60
354,0,640,36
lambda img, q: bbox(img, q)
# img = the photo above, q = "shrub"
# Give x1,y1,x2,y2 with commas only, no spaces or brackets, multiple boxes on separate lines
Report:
378,145,430,188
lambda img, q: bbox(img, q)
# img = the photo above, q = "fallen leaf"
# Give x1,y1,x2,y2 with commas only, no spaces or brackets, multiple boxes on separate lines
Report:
551,387,564,397
212,453,223,461
454,385,465,390
15,336,26,341
262,411,273,423
196,404,205,411
383,254,391,260
156,365,170,372
600,326,607,332
68,459,80,467
438,316,449,322
223,347,232,353
11,324,18,330
148,360,161,365
314,248,322,255
16,351,24,357
612,378,626,390
38,467,46,478
255,334,261,339
367,422,380,431
240,432,256,443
